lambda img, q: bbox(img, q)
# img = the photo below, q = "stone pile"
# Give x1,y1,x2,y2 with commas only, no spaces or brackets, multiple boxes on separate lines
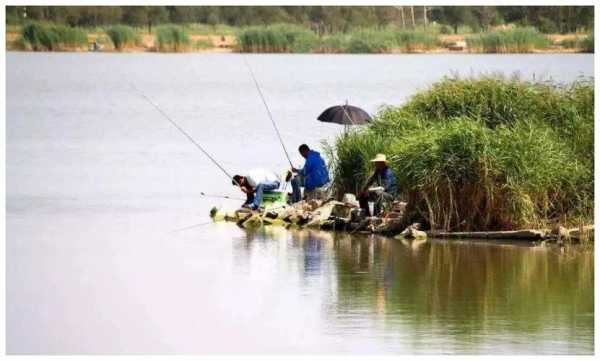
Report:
210,196,411,236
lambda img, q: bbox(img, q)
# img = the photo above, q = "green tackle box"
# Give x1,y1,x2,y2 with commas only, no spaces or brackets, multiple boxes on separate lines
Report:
261,191,288,209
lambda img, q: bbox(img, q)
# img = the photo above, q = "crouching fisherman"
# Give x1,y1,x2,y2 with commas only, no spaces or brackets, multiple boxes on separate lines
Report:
232,168,281,210
290,144,330,202
359,153,398,216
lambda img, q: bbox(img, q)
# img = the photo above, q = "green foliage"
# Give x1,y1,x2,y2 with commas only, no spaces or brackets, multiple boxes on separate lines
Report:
439,25,452,34
294,26,438,54
344,29,395,53
21,22,87,51
106,25,139,50
195,38,214,49
580,33,594,53
329,76,594,231
561,34,595,53
155,25,190,51
466,27,551,52
237,24,319,53
8,6,594,35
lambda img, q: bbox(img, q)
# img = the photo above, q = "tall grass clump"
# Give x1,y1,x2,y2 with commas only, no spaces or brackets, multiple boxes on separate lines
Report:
237,24,318,53
106,25,140,51
405,76,594,163
21,22,87,51
328,75,593,231
559,34,594,53
321,27,440,53
318,33,349,53
467,27,551,53
393,30,440,52
344,28,397,53
580,33,594,53
195,38,214,50
155,25,191,52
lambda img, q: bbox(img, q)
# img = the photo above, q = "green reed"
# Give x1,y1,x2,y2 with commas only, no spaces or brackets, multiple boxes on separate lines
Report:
466,27,551,53
155,25,191,52
106,25,140,51
21,22,88,51
236,23,319,53
327,75,593,231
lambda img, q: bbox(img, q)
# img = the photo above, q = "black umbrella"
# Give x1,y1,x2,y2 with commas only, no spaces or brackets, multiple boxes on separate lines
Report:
317,104,372,126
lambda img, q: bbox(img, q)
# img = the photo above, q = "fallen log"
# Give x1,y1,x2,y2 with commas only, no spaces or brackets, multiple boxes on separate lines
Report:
428,229,547,240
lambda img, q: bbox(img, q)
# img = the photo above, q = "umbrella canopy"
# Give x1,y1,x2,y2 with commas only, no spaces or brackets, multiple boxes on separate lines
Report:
317,104,372,126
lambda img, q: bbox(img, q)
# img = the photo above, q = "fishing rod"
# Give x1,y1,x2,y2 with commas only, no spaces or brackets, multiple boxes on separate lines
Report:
242,55,294,168
200,192,244,201
130,83,239,186
170,220,215,233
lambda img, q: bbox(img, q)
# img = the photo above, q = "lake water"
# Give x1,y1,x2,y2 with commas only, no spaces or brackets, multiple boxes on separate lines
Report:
6,52,594,354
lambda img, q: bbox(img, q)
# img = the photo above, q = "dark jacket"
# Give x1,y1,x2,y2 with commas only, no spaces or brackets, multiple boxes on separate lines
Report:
366,166,398,196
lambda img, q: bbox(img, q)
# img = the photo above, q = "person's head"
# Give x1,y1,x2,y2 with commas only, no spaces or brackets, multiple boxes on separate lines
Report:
298,144,310,158
370,153,388,171
232,175,245,187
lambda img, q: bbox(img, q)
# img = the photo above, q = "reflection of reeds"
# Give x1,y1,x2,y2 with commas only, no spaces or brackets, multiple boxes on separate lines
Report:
332,237,593,345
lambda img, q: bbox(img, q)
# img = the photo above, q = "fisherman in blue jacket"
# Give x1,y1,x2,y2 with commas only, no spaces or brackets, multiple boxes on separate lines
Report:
290,144,330,202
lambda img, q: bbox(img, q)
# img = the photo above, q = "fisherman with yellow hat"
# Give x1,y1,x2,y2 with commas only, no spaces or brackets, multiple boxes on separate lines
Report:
358,153,398,216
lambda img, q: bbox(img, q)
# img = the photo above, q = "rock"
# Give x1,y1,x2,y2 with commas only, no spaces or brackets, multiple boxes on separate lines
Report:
447,41,466,51
331,203,354,222
567,225,594,242
263,218,285,226
342,193,359,208
307,199,323,211
351,208,367,222
241,213,263,229
397,224,427,240
428,229,546,240
551,225,570,244
305,200,342,227
373,217,405,235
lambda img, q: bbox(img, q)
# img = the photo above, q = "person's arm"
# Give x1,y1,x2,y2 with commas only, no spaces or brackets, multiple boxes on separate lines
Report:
240,186,253,194
293,156,313,176
361,172,376,193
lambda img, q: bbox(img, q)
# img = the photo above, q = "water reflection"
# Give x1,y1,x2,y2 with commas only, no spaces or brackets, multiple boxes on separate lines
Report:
233,228,593,354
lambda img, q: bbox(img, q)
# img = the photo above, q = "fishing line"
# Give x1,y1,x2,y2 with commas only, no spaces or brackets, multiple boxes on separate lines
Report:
242,55,293,167
170,220,215,233
200,192,244,201
130,83,239,186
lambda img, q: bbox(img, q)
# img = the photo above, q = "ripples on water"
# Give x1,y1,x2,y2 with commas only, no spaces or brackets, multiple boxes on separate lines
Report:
6,53,594,354
228,228,593,354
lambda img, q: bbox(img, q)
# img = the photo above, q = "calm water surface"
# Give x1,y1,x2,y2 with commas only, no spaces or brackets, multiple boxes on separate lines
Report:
6,52,594,354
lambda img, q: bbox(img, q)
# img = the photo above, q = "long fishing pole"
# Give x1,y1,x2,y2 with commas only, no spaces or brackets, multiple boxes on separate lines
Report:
130,83,239,186
242,55,293,167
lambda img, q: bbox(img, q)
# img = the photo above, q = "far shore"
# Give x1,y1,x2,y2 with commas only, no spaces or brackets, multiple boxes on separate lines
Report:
6,30,591,54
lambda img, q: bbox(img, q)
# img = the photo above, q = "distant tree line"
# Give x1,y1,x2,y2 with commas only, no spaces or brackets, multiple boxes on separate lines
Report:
6,6,594,34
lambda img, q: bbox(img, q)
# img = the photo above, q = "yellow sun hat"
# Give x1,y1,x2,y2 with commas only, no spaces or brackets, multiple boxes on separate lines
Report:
370,153,388,163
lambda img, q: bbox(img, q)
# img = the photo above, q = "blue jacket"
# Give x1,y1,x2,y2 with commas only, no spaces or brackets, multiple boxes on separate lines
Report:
299,150,330,190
